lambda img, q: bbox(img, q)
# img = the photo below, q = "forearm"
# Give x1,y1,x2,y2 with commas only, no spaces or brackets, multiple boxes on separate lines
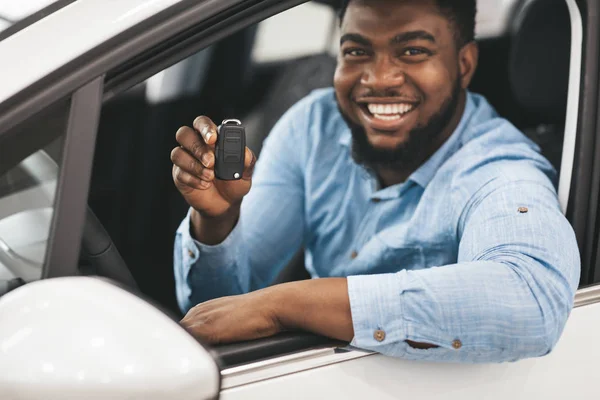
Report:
271,278,439,348
271,278,354,342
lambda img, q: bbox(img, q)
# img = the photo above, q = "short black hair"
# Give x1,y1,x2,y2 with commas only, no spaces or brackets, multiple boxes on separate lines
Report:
338,0,477,47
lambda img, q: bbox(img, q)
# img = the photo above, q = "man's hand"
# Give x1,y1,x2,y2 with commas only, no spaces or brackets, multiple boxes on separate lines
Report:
180,290,283,345
180,279,355,344
171,116,257,244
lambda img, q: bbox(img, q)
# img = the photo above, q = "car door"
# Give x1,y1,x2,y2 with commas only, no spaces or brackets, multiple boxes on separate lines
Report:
0,0,599,399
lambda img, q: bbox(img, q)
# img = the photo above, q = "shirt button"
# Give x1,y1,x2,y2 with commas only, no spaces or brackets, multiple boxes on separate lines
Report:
350,250,358,259
374,329,386,342
518,206,529,213
452,339,462,349
187,249,195,258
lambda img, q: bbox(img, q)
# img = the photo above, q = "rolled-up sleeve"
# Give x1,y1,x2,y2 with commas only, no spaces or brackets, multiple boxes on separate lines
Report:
347,178,580,363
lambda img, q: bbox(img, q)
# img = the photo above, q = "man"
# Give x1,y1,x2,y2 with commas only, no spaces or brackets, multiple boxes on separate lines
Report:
170,0,580,362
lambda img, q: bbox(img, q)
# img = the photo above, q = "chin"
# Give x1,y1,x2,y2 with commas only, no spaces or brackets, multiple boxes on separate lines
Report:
365,129,411,150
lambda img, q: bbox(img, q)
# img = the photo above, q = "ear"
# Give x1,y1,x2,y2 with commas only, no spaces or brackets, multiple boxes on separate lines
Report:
458,41,479,89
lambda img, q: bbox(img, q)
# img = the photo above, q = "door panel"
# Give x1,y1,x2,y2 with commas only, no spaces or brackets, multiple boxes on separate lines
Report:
221,298,600,399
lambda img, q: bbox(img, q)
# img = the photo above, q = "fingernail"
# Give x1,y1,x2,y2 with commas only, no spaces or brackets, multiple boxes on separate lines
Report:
205,132,212,142
202,153,211,166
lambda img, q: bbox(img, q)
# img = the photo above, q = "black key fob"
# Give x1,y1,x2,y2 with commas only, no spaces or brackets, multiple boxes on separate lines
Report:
215,119,246,180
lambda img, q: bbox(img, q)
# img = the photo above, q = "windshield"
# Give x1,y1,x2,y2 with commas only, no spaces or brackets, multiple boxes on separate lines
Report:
0,0,76,41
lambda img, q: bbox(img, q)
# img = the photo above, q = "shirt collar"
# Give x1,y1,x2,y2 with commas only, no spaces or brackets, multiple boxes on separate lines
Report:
338,92,475,190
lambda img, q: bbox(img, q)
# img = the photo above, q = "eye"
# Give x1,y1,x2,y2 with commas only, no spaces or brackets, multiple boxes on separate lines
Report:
402,48,428,56
343,48,368,57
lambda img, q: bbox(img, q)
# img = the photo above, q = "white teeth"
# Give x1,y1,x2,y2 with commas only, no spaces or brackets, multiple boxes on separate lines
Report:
373,114,401,121
367,103,414,116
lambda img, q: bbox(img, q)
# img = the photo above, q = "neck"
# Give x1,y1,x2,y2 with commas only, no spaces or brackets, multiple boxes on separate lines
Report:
375,91,467,188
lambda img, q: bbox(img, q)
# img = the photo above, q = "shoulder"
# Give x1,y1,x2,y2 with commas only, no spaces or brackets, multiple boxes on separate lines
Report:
444,93,558,209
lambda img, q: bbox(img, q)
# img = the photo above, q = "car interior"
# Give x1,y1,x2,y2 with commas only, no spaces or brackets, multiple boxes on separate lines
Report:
80,0,571,367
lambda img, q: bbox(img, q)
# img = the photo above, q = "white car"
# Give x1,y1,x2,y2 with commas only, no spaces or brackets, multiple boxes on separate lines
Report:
0,0,599,399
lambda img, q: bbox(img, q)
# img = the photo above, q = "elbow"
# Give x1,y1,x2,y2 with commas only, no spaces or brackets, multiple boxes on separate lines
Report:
521,285,575,360
541,292,574,357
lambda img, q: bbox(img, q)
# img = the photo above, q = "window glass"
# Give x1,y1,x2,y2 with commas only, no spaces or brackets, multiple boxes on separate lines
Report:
251,2,336,63
0,102,68,291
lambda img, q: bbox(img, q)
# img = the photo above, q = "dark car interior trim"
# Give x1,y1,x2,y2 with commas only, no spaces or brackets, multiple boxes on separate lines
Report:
570,0,600,285
213,332,344,368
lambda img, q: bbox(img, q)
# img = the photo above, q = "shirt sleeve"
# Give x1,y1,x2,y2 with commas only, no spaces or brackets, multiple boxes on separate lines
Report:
173,101,310,314
347,178,580,363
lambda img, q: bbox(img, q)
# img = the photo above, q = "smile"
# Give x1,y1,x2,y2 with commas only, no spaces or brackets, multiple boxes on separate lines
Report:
366,103,416,121
355,99,419,131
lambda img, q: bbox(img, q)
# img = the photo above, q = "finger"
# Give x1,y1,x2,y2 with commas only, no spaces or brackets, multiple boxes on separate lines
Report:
175,126,212,162
173,166,212,190
193,116,218,146
171,147,215,182
242,147,257,180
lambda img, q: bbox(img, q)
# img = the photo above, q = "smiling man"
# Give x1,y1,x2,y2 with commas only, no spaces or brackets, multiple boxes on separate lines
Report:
170,0,580,362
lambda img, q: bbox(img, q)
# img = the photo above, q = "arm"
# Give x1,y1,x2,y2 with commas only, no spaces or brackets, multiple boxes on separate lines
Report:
269,179,580,362
174,103,309,313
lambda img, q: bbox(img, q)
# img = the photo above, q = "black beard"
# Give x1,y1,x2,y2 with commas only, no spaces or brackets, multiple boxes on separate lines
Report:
337,80,461,172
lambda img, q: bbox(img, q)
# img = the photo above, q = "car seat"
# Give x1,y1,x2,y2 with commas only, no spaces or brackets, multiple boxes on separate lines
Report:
508,0,571,172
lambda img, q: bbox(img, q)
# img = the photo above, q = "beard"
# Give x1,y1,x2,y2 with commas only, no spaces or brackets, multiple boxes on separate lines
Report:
337,79,462,172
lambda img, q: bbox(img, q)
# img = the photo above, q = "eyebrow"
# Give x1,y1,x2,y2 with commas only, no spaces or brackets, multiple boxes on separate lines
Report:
391,30,436,44
340,33,371,47
340,30,436,47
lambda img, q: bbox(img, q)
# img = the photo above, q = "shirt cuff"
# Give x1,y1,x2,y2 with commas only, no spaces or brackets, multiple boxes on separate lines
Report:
347,271,476,361
347,273,408,349
176,208,243,279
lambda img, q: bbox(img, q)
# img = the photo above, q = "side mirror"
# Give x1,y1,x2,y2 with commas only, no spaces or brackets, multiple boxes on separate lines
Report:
0,277,220,400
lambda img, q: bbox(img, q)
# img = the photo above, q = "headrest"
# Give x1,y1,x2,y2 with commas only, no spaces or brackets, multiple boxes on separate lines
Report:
509,0,571,123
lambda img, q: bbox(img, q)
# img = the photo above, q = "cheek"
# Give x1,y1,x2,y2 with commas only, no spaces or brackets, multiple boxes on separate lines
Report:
334,65,360,115
408,62,456,108
333,64,356,95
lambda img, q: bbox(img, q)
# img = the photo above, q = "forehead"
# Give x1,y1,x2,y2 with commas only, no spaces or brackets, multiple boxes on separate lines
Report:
342,0,452,41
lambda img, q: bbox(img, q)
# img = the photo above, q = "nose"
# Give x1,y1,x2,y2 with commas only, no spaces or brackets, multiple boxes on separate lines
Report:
361,55,405,91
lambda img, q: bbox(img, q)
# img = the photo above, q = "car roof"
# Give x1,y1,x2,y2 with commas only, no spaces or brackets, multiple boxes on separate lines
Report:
0,0,185,106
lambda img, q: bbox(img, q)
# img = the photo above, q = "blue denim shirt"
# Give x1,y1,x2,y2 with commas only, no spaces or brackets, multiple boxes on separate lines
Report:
174,88,580,363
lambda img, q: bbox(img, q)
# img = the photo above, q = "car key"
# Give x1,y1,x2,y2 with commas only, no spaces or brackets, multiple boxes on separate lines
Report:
215,119,246,180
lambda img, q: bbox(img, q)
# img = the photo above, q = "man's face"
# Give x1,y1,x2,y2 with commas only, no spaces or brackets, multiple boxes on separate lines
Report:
334,0,475,168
